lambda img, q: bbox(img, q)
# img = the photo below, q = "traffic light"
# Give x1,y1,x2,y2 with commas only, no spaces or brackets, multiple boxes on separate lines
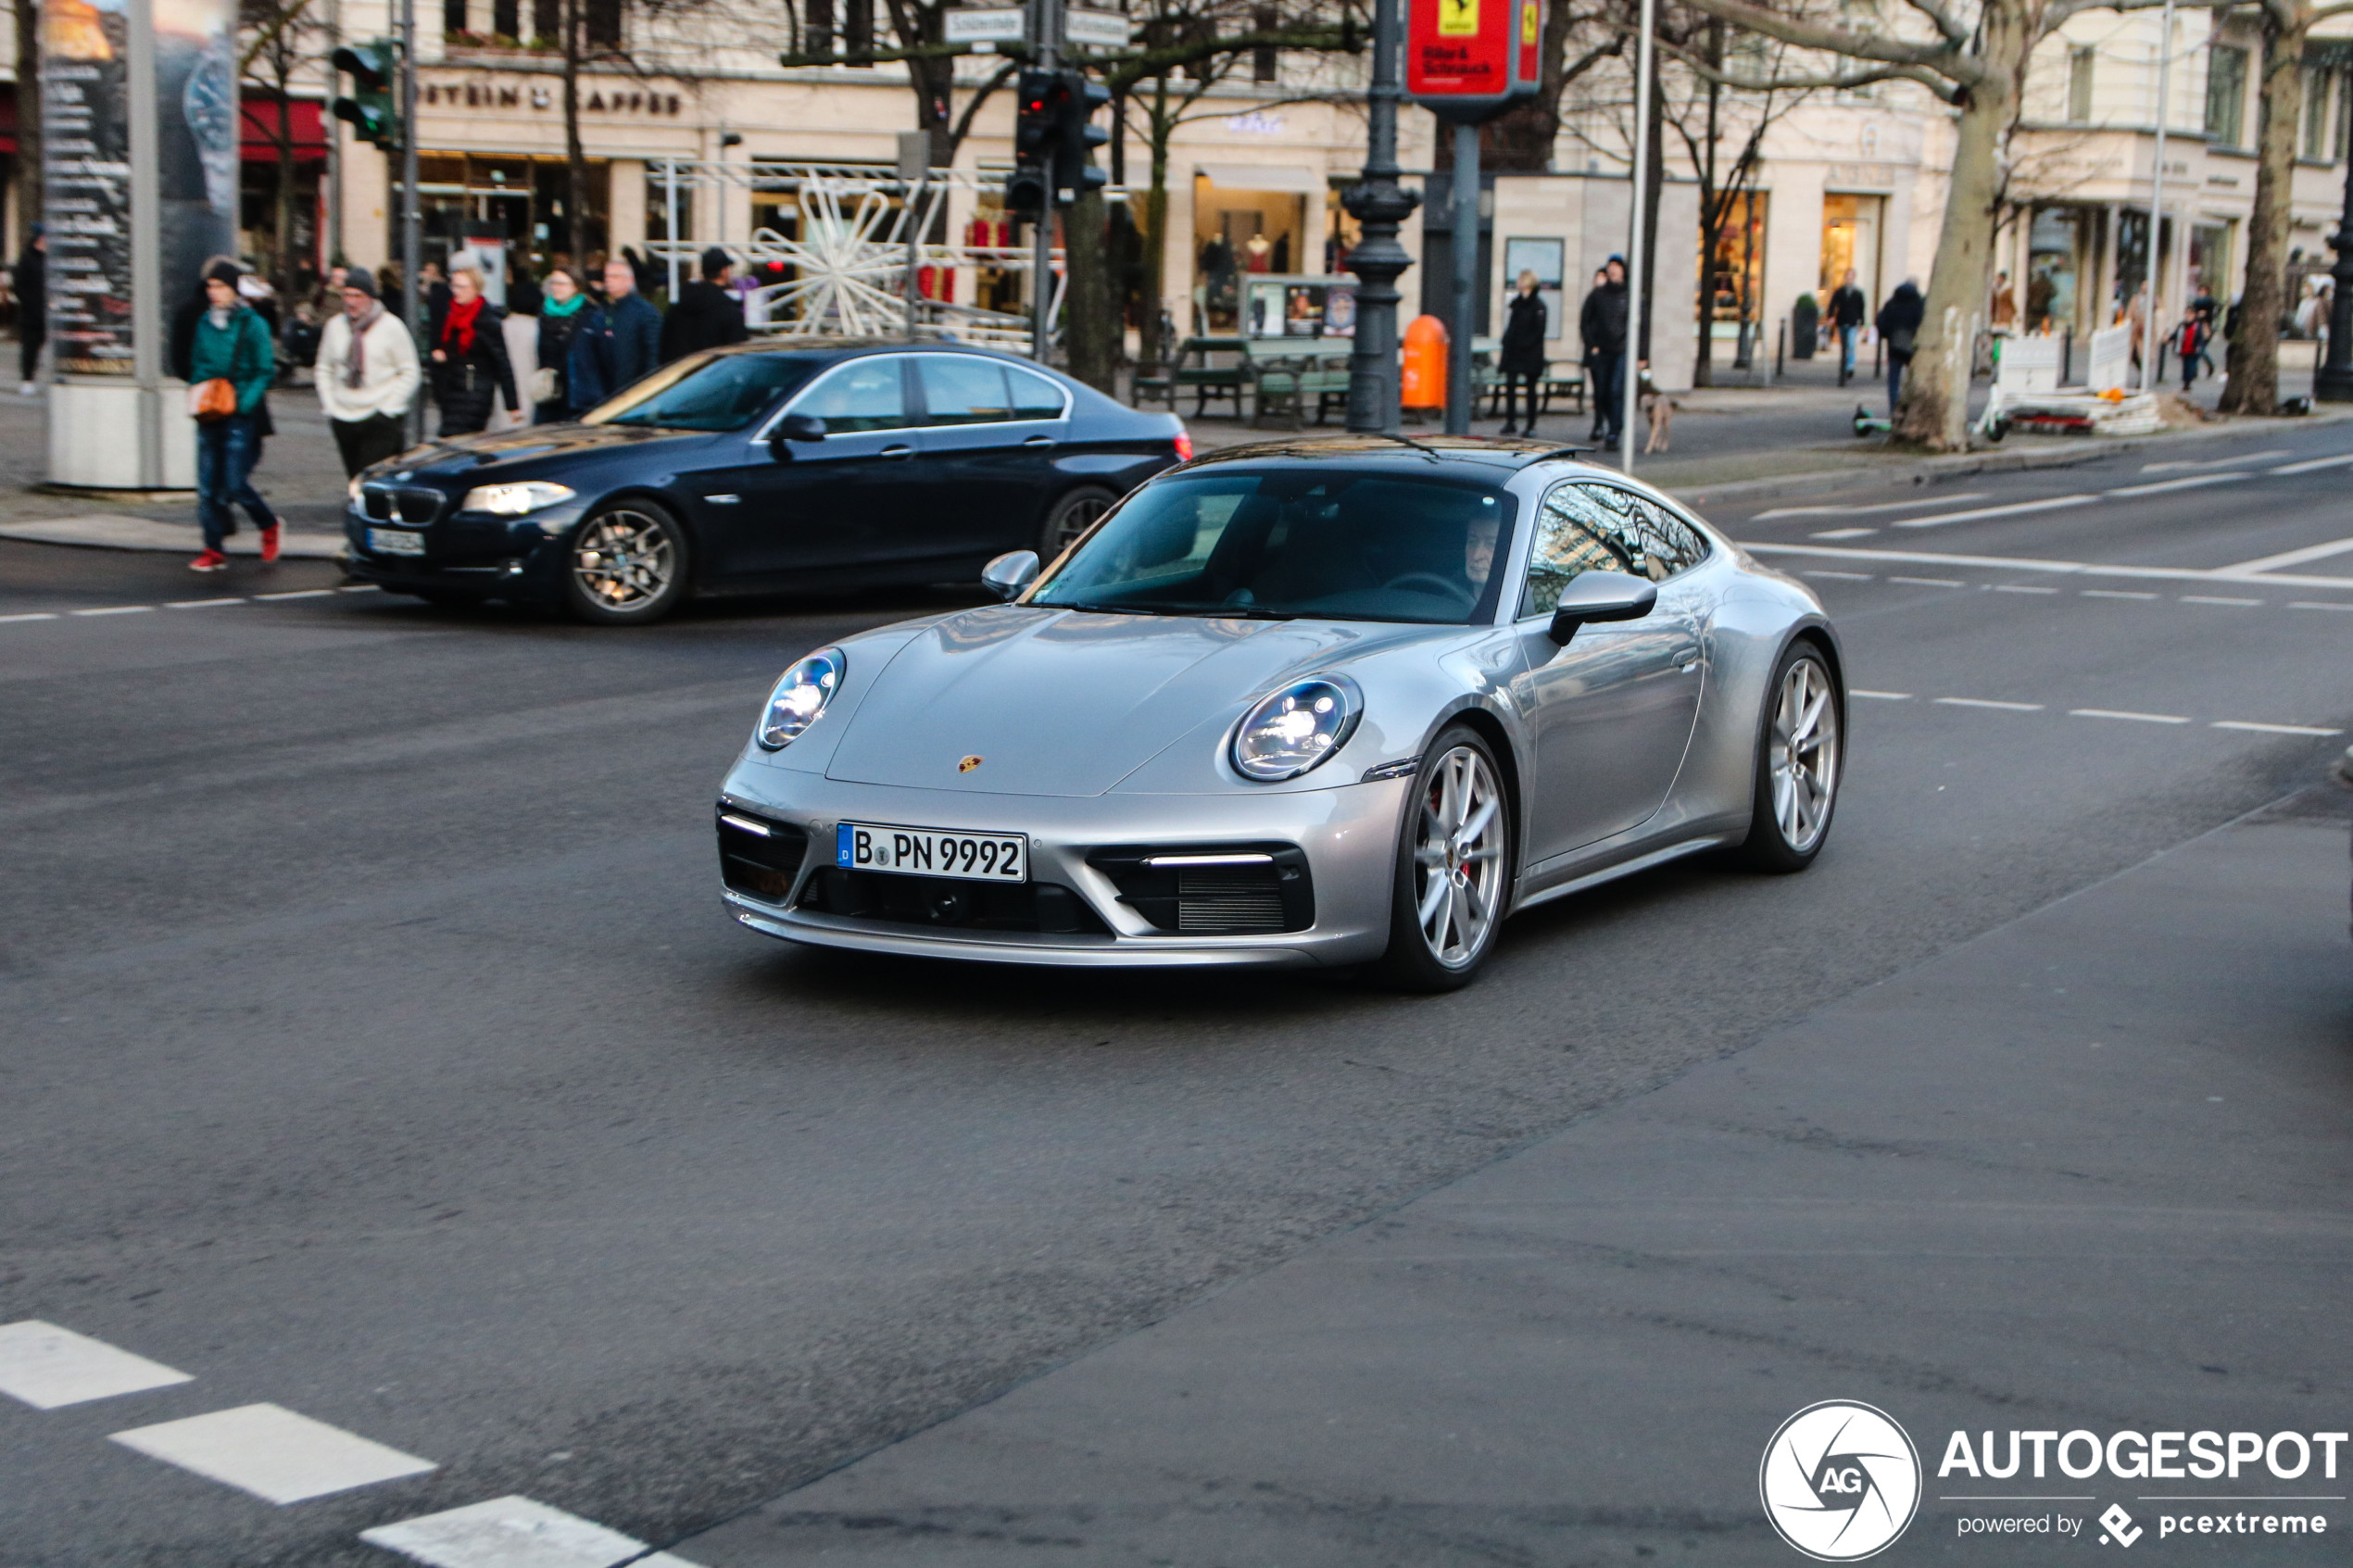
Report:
1050,70,1110,205
331,39,402,153
1005,68,1057,218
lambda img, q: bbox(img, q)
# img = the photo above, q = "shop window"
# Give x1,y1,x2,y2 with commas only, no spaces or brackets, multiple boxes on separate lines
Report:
2066,45,2094,124
2205,44,2247,145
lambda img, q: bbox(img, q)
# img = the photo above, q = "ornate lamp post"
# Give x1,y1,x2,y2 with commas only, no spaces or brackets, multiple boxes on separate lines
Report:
1343,0,1419,433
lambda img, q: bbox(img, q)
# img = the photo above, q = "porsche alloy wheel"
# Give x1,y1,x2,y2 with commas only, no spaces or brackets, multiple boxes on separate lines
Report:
1743,643,1842,872
564,504,689,624
1378,726,1511,991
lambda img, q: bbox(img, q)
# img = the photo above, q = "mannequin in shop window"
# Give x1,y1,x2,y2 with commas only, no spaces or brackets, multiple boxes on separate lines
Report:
1244,232,1272,273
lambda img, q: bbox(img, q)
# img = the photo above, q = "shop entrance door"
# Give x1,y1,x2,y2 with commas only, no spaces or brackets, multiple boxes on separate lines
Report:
1819,194,1884,313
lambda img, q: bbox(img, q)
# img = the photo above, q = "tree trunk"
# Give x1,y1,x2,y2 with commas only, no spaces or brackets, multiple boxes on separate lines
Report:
276,95,300,289
1693,20,1720,388
563,0,588,267
16,0,40,245
2220,7,2304,414
1138,85,1171,368
1893,7,2027,448
1064,186,1114,392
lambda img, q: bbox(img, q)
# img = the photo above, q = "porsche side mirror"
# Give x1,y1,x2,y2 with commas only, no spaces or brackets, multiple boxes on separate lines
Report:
768,412,825,461
1546,571,1657,645
981,549,1040,601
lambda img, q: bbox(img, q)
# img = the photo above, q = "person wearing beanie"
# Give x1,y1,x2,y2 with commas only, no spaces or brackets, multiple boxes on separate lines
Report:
316,265,422,476
14,223,44,394
186,260,283,571
658,245,749,364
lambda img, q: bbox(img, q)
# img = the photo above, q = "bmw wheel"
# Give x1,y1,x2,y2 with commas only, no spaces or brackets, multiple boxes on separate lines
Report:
561,501,690,625
1038,486,1117,561
1375,724,1513,992
1740,640,1843,872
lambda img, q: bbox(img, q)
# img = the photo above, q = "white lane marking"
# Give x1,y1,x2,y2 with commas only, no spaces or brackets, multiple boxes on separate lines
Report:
1734,541,2353,591
2179,595,2263,606
1802,569,1873,580
255,588,339,601
338,584,382,594
2216,534,2353,574
2211,720,2345,735
2271,452,2353,474
1851,690,1913,700
1893,495,2100,529
1994,584,2060,595
361,1495,705,1567
1890,576,1964,587
0,611,59,623
2141,449,2289,472
168,596,248,608
2070,709,2190,724
111,1403,435,1504
69,605,155,617
2104,472,2250,497
2289,599,2353,611
2082,589,2159,599
1755,492,1987,520
0,1321,193,1409
1809,527,1880,539
1935,697,2045,711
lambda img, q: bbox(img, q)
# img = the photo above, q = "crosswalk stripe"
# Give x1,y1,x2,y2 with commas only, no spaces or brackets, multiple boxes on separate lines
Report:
362,1496,705,1568
0,1321,193,1409
111,1403,435,1504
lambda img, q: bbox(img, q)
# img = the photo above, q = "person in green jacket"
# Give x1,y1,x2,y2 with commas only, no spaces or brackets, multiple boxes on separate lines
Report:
188,259,283,571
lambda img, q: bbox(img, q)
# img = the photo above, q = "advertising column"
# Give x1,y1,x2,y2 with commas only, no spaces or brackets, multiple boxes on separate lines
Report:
42,0,239,488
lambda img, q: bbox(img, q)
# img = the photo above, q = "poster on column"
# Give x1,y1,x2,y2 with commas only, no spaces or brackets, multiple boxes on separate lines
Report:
42,0,238,378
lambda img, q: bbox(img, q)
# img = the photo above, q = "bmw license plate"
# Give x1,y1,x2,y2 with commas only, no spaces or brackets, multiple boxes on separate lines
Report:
837,822,1027,883
368,527,425,556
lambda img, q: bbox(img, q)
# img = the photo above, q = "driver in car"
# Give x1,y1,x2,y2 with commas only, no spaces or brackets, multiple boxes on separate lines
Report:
1465,510,1498,593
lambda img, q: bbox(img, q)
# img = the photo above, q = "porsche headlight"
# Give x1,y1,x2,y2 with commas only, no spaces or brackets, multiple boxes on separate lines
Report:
1232,675,1363,782
461,481,576,515
757,647,846,750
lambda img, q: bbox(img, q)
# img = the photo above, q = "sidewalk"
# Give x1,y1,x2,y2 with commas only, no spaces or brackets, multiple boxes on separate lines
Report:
680,792,2353,1566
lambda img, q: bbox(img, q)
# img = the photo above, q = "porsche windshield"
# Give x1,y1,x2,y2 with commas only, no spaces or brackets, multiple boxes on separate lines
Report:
1030,470,1517,624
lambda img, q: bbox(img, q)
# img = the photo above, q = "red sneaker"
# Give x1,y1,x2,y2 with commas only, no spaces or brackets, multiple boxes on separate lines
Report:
188,549,228,572
259,524,281,564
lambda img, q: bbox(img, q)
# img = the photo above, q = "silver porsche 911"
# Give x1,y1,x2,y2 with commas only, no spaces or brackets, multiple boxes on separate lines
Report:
714,436,1843,989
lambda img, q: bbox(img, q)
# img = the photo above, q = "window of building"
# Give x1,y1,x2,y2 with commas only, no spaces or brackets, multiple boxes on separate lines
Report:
2305,68,2337,159
2206,44,2247,145
802,0,834,57
443,0,468,35
2067,45,2095,124
533,0,558,42
1252,6,1278,82
843,0,874,62
585,0,621,47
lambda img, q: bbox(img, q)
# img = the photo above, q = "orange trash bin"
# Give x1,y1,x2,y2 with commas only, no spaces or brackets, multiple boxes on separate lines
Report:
1402,314,1448,412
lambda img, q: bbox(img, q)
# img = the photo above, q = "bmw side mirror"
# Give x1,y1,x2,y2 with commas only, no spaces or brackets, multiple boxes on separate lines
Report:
981,549,1040,601
1546,571,1657,645
768,412,825,461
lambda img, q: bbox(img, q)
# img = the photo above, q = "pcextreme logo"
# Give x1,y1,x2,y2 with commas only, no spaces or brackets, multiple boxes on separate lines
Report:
1761,1400,1924,1562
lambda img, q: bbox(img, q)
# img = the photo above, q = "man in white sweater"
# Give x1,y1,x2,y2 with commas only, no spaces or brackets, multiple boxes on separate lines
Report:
315,268,422,478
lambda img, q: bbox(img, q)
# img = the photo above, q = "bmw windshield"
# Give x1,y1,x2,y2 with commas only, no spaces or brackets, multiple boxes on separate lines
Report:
1028,470,1516,624
583,352,822,432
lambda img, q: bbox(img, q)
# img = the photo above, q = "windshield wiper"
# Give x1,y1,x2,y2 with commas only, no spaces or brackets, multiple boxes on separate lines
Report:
1038,601,1300,621
1372,432,1443,462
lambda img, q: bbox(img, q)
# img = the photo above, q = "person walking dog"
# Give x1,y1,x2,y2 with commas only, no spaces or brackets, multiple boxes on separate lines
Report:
427,265,517,436
315,267,421,476
185,260,283,572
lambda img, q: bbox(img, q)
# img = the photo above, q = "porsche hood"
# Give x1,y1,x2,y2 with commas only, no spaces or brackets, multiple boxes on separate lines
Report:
823,607,1378,796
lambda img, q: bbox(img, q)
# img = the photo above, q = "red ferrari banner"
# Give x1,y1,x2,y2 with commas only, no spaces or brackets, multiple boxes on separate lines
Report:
1408,0,1541,119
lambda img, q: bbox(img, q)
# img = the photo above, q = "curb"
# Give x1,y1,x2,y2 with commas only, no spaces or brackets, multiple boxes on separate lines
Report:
0,515,346,560
1664,407,2353,508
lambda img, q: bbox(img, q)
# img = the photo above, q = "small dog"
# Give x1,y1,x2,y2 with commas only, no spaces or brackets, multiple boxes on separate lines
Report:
1638,365,1675,453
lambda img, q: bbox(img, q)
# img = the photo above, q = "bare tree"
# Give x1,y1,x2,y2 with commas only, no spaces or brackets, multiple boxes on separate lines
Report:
240,0,327,289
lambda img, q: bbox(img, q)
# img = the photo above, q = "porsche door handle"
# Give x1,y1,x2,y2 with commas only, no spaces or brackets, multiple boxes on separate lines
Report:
1672,647,1703,671
880,444,915,459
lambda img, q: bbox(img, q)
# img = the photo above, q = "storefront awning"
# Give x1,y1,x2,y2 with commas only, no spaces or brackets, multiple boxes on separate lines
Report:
1195,163,1327,194
240,95,328,165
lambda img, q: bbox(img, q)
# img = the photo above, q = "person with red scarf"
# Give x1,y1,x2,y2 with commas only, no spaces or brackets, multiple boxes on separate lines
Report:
427,265,517,436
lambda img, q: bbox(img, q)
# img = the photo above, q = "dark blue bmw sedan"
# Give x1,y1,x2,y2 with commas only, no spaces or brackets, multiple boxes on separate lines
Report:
342,339,1190,623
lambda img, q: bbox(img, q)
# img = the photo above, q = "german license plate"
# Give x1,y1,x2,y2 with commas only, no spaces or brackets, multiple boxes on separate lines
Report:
368,527,425,556
837,822,1027,883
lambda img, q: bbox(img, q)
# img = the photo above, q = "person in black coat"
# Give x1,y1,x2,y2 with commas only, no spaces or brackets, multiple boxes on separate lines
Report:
661,246,749,364
1579,257,1629,445
1828,268,1868,386
1874,279,1926,416
427,265,518,436
1497,270,1547,436
15,225,44,392
579,257,664,399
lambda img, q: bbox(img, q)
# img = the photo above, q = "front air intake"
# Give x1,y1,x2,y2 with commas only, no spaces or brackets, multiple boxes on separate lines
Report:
1087,844,1315,935
1175,867,1289,934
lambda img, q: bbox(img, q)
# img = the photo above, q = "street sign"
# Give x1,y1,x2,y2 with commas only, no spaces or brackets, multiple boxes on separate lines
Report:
945,8,1026,44
1406,0,1541,121
1065,7,1134,48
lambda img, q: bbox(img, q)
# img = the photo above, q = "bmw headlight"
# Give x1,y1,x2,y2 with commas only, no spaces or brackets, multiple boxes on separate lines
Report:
757,647,846,750
461,480,576,515
1232,675,1363,782
346,476,364,507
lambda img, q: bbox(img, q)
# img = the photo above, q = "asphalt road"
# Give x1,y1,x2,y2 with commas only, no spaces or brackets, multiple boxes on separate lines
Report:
1,418,2348,1567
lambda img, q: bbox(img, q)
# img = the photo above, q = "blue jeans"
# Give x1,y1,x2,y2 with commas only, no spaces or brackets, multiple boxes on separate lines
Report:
1839,324,1858,377
1887,354,1909,416
196,413,278,551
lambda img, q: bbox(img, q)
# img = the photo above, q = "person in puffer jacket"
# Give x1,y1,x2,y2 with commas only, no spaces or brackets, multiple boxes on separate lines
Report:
426,265,518,436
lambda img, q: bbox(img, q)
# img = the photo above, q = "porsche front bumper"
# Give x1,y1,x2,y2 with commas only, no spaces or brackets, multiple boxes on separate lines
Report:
714,764,1412,969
